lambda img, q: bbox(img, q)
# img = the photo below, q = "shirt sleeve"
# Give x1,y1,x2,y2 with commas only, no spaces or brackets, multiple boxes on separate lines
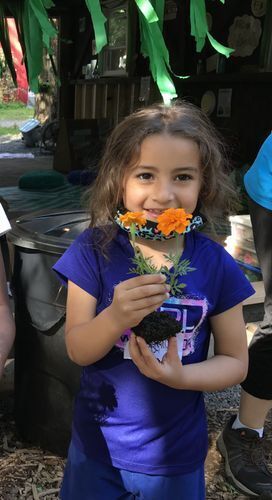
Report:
52,229,101,299
211,247,255,316
0,203,11,237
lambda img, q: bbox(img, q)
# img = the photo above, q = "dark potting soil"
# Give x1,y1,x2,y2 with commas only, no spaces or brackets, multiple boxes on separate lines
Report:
132,311,180,345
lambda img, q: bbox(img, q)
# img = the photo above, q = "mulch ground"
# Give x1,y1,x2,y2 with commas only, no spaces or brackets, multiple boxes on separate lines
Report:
0,392,271,499
0,394,64,500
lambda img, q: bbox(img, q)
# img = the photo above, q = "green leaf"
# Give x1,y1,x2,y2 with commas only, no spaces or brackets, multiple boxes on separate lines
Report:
129,251,159,275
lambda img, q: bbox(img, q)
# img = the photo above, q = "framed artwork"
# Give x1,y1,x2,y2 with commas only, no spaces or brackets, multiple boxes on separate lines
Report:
205,0,268,73
217,88,232,118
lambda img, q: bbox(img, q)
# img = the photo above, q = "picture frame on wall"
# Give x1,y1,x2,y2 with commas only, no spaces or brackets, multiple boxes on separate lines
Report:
217,88,232,118
205,0,269,74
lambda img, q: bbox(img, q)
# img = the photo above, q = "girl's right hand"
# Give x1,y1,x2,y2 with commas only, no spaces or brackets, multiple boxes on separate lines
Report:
108,274,170,331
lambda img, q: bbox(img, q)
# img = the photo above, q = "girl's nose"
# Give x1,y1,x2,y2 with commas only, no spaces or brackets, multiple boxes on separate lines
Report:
152,182,174,203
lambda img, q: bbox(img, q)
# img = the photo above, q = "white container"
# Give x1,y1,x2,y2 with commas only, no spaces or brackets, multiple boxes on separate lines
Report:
229,215,255,252
19,119,41,147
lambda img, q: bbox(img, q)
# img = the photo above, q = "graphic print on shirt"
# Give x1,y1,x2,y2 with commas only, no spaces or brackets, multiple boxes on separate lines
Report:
115,295,209,360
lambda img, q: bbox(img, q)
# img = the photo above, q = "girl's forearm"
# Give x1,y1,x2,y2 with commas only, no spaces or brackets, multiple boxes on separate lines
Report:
163,355,248,392
65,307,123,366
184,355,247,391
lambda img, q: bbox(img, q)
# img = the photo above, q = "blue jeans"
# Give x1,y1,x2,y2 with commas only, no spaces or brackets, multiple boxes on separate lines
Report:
60,442,205,500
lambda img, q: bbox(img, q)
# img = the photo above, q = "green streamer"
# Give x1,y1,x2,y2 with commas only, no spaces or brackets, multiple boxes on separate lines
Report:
207,32,233,56
29,0,56,51
7,2,28,82
85,0,107,53
190,0,233,57
136,4,177,104
153,0,165,31
22,0,57,93
135,0,159,23
0,4,17,85
136,0,191,102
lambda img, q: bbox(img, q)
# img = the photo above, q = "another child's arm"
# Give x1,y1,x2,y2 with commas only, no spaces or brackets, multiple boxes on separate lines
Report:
0,249,15,379
129,302,248,391
65,274,169,366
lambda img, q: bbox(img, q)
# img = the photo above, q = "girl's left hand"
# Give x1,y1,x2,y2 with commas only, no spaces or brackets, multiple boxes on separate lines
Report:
129,334,186,389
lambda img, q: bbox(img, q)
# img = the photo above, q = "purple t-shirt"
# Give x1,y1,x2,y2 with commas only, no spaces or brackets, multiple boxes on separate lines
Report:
53,227,254,475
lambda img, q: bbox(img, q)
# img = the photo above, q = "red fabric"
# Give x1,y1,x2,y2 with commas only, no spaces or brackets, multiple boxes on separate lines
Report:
7,18,28,103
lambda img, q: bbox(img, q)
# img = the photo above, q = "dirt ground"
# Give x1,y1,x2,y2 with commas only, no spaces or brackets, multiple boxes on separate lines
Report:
0,389,271,500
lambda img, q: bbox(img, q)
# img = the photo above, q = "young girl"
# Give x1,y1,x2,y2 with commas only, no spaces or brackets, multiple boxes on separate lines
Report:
53,101,255,500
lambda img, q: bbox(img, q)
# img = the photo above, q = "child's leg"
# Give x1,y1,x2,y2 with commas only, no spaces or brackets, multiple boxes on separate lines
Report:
60,442,134,500
120,465,205,500
61,441,205,500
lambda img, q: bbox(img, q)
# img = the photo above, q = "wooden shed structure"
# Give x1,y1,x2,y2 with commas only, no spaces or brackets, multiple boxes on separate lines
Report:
2,0,272,173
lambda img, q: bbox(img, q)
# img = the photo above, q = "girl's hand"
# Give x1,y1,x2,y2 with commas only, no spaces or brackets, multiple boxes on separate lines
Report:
108,274,170,332
129,334,186,390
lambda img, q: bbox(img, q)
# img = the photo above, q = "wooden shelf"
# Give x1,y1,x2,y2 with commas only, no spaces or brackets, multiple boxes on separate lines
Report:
182,72,272,84
72,77,140,86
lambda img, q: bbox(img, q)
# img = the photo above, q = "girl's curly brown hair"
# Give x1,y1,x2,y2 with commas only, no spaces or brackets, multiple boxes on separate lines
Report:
84,100,238,250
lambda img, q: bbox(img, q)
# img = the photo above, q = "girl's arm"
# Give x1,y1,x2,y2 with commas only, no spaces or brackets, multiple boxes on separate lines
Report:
129,302,248,391
0,249,15,379
65,274,169,366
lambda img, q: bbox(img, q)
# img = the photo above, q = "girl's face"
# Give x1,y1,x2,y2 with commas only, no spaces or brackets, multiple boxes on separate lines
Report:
122,133,202,221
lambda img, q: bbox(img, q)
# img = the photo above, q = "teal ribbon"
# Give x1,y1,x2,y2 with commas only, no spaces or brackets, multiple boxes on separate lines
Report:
22,0,57,93
190,0,233,57
85,0,107,53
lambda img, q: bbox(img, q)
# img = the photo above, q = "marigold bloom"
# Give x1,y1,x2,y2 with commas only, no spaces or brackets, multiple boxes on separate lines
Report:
119,211,147,228
157,208,192,236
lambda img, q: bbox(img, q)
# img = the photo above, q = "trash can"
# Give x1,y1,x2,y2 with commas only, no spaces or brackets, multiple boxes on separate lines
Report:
7,209,90,456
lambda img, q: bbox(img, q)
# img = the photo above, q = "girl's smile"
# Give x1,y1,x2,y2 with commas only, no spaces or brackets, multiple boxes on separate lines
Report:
144,209,166,220
123,133,202,220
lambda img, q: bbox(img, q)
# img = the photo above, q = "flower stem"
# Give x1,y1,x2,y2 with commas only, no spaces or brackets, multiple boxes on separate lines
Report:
130,223,136,249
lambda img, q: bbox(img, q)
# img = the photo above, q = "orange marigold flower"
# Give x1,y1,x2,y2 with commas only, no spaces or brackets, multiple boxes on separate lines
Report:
157,208,192,236
119,211,147,228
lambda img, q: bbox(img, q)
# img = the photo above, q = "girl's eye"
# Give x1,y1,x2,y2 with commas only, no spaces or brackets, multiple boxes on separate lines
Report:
176,174,193,181
137,173,153,180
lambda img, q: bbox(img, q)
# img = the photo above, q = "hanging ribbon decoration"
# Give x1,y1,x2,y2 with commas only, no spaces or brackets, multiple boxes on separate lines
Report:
22,0,57,93
85,0,107,54
7,2,27,77
135,0,177,104
190,0,234,57
153,0,165,31
0,3,17,85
